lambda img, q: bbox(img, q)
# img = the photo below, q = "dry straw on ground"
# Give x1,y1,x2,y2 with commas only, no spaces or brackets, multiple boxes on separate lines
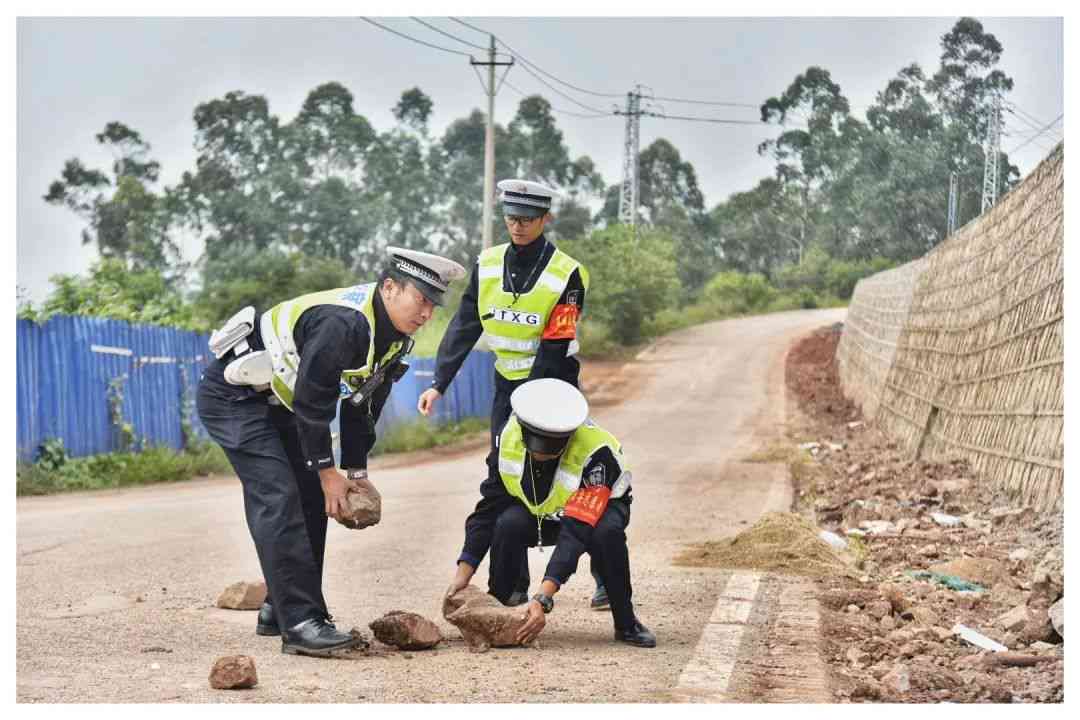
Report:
674,512,856,579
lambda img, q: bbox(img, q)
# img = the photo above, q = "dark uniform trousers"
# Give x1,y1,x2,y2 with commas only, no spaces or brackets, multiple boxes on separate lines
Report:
488,500,636,631
196,368,330,631
488,363,584,594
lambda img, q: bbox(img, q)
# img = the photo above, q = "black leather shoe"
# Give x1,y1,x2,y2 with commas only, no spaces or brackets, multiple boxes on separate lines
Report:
281,618,363,657
256,602,279,637
614,620,657,648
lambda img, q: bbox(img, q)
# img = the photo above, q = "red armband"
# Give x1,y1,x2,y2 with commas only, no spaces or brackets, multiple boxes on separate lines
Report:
542,304,580,340
563,485,612,527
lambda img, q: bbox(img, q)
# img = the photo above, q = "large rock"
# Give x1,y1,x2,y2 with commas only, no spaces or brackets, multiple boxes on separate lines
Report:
215,581,267,610
878,583,910,615
929,557,1010,588
881,663,911,695
866,600,892,620
902,606,939,627
337,484,382,529
1029,548,1063,607
1019,611,1059,645
1048,598,1064,638
209,655,258,689
442,585,528,652
369,610,444,650
995,605,1031,633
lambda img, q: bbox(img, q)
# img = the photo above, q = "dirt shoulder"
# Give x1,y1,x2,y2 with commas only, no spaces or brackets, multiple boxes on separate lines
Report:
784,325,1064,703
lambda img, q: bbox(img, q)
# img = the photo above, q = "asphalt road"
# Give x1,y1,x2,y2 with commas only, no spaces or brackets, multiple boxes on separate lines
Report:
16,308,846,703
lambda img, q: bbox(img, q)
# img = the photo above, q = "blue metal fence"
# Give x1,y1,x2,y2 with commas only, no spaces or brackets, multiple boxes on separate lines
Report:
16,314,495,462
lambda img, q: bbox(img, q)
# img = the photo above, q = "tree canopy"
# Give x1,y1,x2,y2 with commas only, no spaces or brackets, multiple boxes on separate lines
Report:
33,17,1035,328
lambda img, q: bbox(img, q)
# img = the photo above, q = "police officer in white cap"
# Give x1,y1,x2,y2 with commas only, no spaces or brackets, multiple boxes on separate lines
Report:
196,247,465,658
418,179,609,608
445,379,657,648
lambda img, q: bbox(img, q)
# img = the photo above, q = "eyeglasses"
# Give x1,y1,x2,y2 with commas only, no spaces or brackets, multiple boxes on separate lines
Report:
504,215,538,227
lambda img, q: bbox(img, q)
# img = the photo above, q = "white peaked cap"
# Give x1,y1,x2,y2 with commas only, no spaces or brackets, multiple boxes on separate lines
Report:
386,246,467,305
510,378,589,437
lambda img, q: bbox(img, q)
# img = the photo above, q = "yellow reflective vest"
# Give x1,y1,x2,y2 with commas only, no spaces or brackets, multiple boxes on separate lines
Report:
260,283,406,411
477,243,589,381
497,416,628,517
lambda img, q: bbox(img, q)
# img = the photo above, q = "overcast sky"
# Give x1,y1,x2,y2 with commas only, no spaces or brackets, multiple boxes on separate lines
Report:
15,13,1065,303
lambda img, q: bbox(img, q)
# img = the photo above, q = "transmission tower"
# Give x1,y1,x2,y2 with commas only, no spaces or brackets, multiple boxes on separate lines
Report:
947,171,959,235
981,94,1003,213
616,89,642,227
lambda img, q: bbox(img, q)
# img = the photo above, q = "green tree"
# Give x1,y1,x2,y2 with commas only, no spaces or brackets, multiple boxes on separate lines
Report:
20,258,202,330
597,138,714,295
193,246,354,326
710,177,805,278
758,66,867,261
288,83,380,266
502,95,605,243
435,109,510,262
559,225,680,345
361,88,444,269
926,17,1019,226
44,122,178,271
176,91,291,261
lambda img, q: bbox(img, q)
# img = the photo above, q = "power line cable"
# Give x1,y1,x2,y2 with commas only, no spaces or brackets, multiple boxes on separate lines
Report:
642,111,766,126
512,60,612,114
451,16,809,113
651,95,759,109
410,17,488,51
1006,112,1064,155
1004,107,1054,135
359,17,473,58
448,16,489,37
450,17,625,99
1005,101,1060,131
500,41,626,99
504,80,611,119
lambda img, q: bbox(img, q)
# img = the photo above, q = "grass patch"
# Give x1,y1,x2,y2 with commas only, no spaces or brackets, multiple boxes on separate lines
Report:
16,439,231,496
370,416,489,457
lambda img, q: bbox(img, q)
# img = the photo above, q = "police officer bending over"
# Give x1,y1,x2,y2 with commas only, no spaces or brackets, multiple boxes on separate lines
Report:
445,379,657,648
419,179,608,609
197,247,465,657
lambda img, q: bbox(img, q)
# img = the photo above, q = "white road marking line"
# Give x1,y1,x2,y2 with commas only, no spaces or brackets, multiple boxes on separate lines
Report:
673,571,762,702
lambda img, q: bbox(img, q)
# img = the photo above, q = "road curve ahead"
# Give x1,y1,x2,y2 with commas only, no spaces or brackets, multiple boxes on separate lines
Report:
17,308,845,703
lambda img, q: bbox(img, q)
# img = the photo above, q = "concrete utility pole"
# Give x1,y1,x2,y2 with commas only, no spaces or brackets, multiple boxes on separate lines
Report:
471,36,513,249
981,93,1003,213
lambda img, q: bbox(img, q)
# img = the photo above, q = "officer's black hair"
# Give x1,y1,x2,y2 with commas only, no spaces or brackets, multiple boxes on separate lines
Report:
379,267,410,293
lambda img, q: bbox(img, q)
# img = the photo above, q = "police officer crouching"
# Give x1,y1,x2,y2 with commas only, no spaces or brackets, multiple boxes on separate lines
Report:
445,379,656,648
419,179,609,609
197,247,465,657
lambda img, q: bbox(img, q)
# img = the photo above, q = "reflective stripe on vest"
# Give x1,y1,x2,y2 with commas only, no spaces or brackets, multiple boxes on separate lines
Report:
477,243,589,381
260,283,405,410
497,416,628,517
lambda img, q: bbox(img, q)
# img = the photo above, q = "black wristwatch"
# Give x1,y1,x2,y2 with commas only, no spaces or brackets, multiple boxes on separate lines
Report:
532,593,554,614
